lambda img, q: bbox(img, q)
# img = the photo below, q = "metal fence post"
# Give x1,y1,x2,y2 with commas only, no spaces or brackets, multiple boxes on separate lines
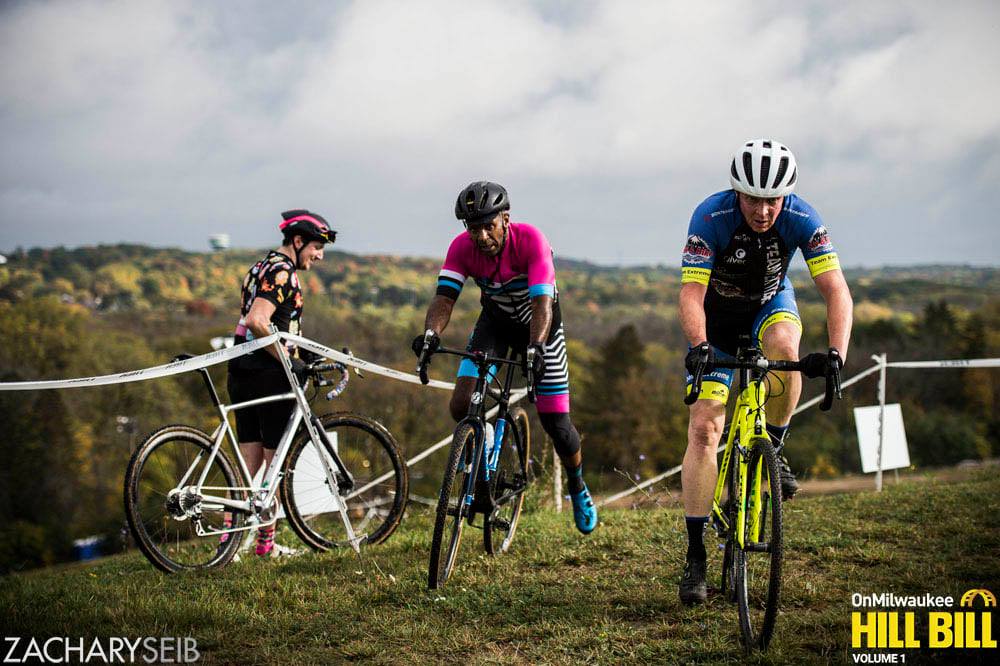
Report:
874,353,888,492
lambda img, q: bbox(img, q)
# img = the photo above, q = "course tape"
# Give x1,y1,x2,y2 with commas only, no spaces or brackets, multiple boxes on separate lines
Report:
596,356,1000,507
283,333,455,391
885,358,1000,369
0,334,280,391
0,332,457,392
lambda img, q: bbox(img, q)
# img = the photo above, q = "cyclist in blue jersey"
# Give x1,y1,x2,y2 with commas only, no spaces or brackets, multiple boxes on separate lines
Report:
677,140,853,605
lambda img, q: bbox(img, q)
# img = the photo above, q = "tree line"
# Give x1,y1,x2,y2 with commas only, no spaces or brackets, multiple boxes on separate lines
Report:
0,245,996,571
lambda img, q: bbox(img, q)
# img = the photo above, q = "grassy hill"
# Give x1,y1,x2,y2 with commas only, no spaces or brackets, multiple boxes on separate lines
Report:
4,471,998,664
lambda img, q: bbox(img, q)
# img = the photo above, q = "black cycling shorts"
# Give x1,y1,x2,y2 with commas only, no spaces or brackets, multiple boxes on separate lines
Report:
226,366,295,450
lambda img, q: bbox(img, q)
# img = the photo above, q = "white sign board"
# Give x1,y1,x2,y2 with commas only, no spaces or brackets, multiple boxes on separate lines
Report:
854,404,910,474
251,433,340,519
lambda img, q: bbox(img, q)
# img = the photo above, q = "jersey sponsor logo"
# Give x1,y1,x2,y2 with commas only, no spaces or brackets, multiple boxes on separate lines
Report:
786,207,811,219
702,207,736,222
725,248,747,265
682,235,713,265
681,266,712,285
761,238,784,302
808,226,834,253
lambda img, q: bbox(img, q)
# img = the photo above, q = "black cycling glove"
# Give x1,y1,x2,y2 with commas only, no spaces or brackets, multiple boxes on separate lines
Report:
289,357,310,386
299,348,323,364
800,347,844,379
411,330,440,358
685,342,715,375
526,343,546,379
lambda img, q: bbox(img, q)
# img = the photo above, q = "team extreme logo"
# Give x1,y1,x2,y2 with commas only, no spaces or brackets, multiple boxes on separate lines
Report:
850,588,996,657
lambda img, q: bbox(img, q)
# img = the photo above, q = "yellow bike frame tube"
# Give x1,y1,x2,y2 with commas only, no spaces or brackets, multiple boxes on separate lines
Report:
711,416,740,531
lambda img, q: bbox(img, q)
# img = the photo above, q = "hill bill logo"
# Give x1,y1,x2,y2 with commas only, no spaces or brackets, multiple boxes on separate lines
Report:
850,588,996,659
960,589,997,608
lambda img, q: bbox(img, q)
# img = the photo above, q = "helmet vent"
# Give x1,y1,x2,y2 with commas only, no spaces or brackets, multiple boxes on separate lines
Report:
742,152,755,187
787,168,797,186
762,140,772,149
479,190,489,210
773,157,789,187
731,161,740,181
760,155,771,189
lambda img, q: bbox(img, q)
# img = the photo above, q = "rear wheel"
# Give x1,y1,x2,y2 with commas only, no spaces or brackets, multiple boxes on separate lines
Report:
735,436,784,651
428,423,478,589
281,412,407,550
484,407,531,555
124,425,246,573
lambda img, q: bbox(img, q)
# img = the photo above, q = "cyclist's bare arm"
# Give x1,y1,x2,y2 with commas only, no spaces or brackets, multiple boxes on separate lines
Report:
424,294,456,336
679,282,709,346
245,297,283,363
529,294,553,346
813,269,853,361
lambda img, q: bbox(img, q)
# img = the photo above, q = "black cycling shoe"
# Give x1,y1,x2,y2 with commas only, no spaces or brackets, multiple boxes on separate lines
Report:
679,557,708,606
778,454,799,500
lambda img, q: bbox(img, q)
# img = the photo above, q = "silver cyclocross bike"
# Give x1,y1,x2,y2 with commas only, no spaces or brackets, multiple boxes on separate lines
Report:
124,327,408,573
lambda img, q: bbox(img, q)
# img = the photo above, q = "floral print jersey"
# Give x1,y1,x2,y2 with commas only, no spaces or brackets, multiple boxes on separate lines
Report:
232,250,303,369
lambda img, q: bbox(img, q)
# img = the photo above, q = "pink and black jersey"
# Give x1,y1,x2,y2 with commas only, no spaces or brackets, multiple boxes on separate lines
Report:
436,222,557,325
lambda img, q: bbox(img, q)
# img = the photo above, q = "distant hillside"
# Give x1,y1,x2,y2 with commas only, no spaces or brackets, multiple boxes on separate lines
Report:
1,243,997,573
2,244,996,316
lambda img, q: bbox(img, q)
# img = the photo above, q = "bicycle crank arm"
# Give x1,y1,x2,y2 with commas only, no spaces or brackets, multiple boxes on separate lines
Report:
744,541,772,553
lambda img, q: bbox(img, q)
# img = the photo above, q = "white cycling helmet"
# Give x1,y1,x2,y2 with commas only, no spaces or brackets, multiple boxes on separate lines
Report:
729,139,797,198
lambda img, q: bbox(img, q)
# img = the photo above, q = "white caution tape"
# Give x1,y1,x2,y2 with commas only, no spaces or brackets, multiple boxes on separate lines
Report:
283,333,455,391
0,334,280,391
885,358,1000,369
0,332,457,393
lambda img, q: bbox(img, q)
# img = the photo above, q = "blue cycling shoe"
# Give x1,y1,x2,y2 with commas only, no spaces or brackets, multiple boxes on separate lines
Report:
570,483,598,534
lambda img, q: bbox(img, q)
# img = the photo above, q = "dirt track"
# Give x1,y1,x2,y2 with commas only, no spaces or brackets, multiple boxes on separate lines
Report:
603,458,998,509
796,458,998,496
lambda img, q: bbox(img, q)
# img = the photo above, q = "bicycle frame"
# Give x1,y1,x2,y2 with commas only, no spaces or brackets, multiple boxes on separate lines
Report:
169,325,365,552
711,378,770,550
450,351,522,522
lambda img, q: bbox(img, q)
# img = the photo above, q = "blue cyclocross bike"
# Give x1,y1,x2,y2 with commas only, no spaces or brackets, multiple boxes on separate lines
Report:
417,345,533,589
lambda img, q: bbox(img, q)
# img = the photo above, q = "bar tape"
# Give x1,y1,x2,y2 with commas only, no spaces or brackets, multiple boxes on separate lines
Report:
0,332,456,392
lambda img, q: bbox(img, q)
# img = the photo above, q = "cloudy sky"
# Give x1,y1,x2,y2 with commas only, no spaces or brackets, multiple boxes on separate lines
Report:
1,0,998,266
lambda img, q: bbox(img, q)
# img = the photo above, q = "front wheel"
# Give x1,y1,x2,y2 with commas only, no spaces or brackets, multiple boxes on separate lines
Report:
428,423,478,589
735,436,784,651
484,407,531,555
124,425,246,573
280,412,408,550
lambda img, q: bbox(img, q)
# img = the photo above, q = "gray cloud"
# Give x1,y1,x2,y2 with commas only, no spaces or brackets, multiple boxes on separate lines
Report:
1,0,998,266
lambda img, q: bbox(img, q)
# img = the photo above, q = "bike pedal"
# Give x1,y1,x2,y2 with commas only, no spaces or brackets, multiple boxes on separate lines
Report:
491,518,511,531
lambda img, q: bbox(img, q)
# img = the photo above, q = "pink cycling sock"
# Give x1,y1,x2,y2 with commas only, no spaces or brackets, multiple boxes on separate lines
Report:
255,526,275,556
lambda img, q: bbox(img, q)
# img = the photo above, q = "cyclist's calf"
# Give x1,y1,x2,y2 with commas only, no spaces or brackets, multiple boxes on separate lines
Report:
449,378,478,421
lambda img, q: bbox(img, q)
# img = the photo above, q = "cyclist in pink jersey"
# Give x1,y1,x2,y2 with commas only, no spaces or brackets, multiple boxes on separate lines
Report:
413,181,598,534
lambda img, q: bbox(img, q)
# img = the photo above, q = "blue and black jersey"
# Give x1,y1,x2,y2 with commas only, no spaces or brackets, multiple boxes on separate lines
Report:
680,190,840,314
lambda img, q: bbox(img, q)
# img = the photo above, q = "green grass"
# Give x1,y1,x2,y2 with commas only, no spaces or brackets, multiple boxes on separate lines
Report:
4,472,999,665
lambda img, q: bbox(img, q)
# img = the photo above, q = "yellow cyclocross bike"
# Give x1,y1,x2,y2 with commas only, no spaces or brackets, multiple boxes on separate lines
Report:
685,337,842,651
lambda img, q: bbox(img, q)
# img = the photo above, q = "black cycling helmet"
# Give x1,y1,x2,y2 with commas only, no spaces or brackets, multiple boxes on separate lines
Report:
279,209,336,245
455,181,509,226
